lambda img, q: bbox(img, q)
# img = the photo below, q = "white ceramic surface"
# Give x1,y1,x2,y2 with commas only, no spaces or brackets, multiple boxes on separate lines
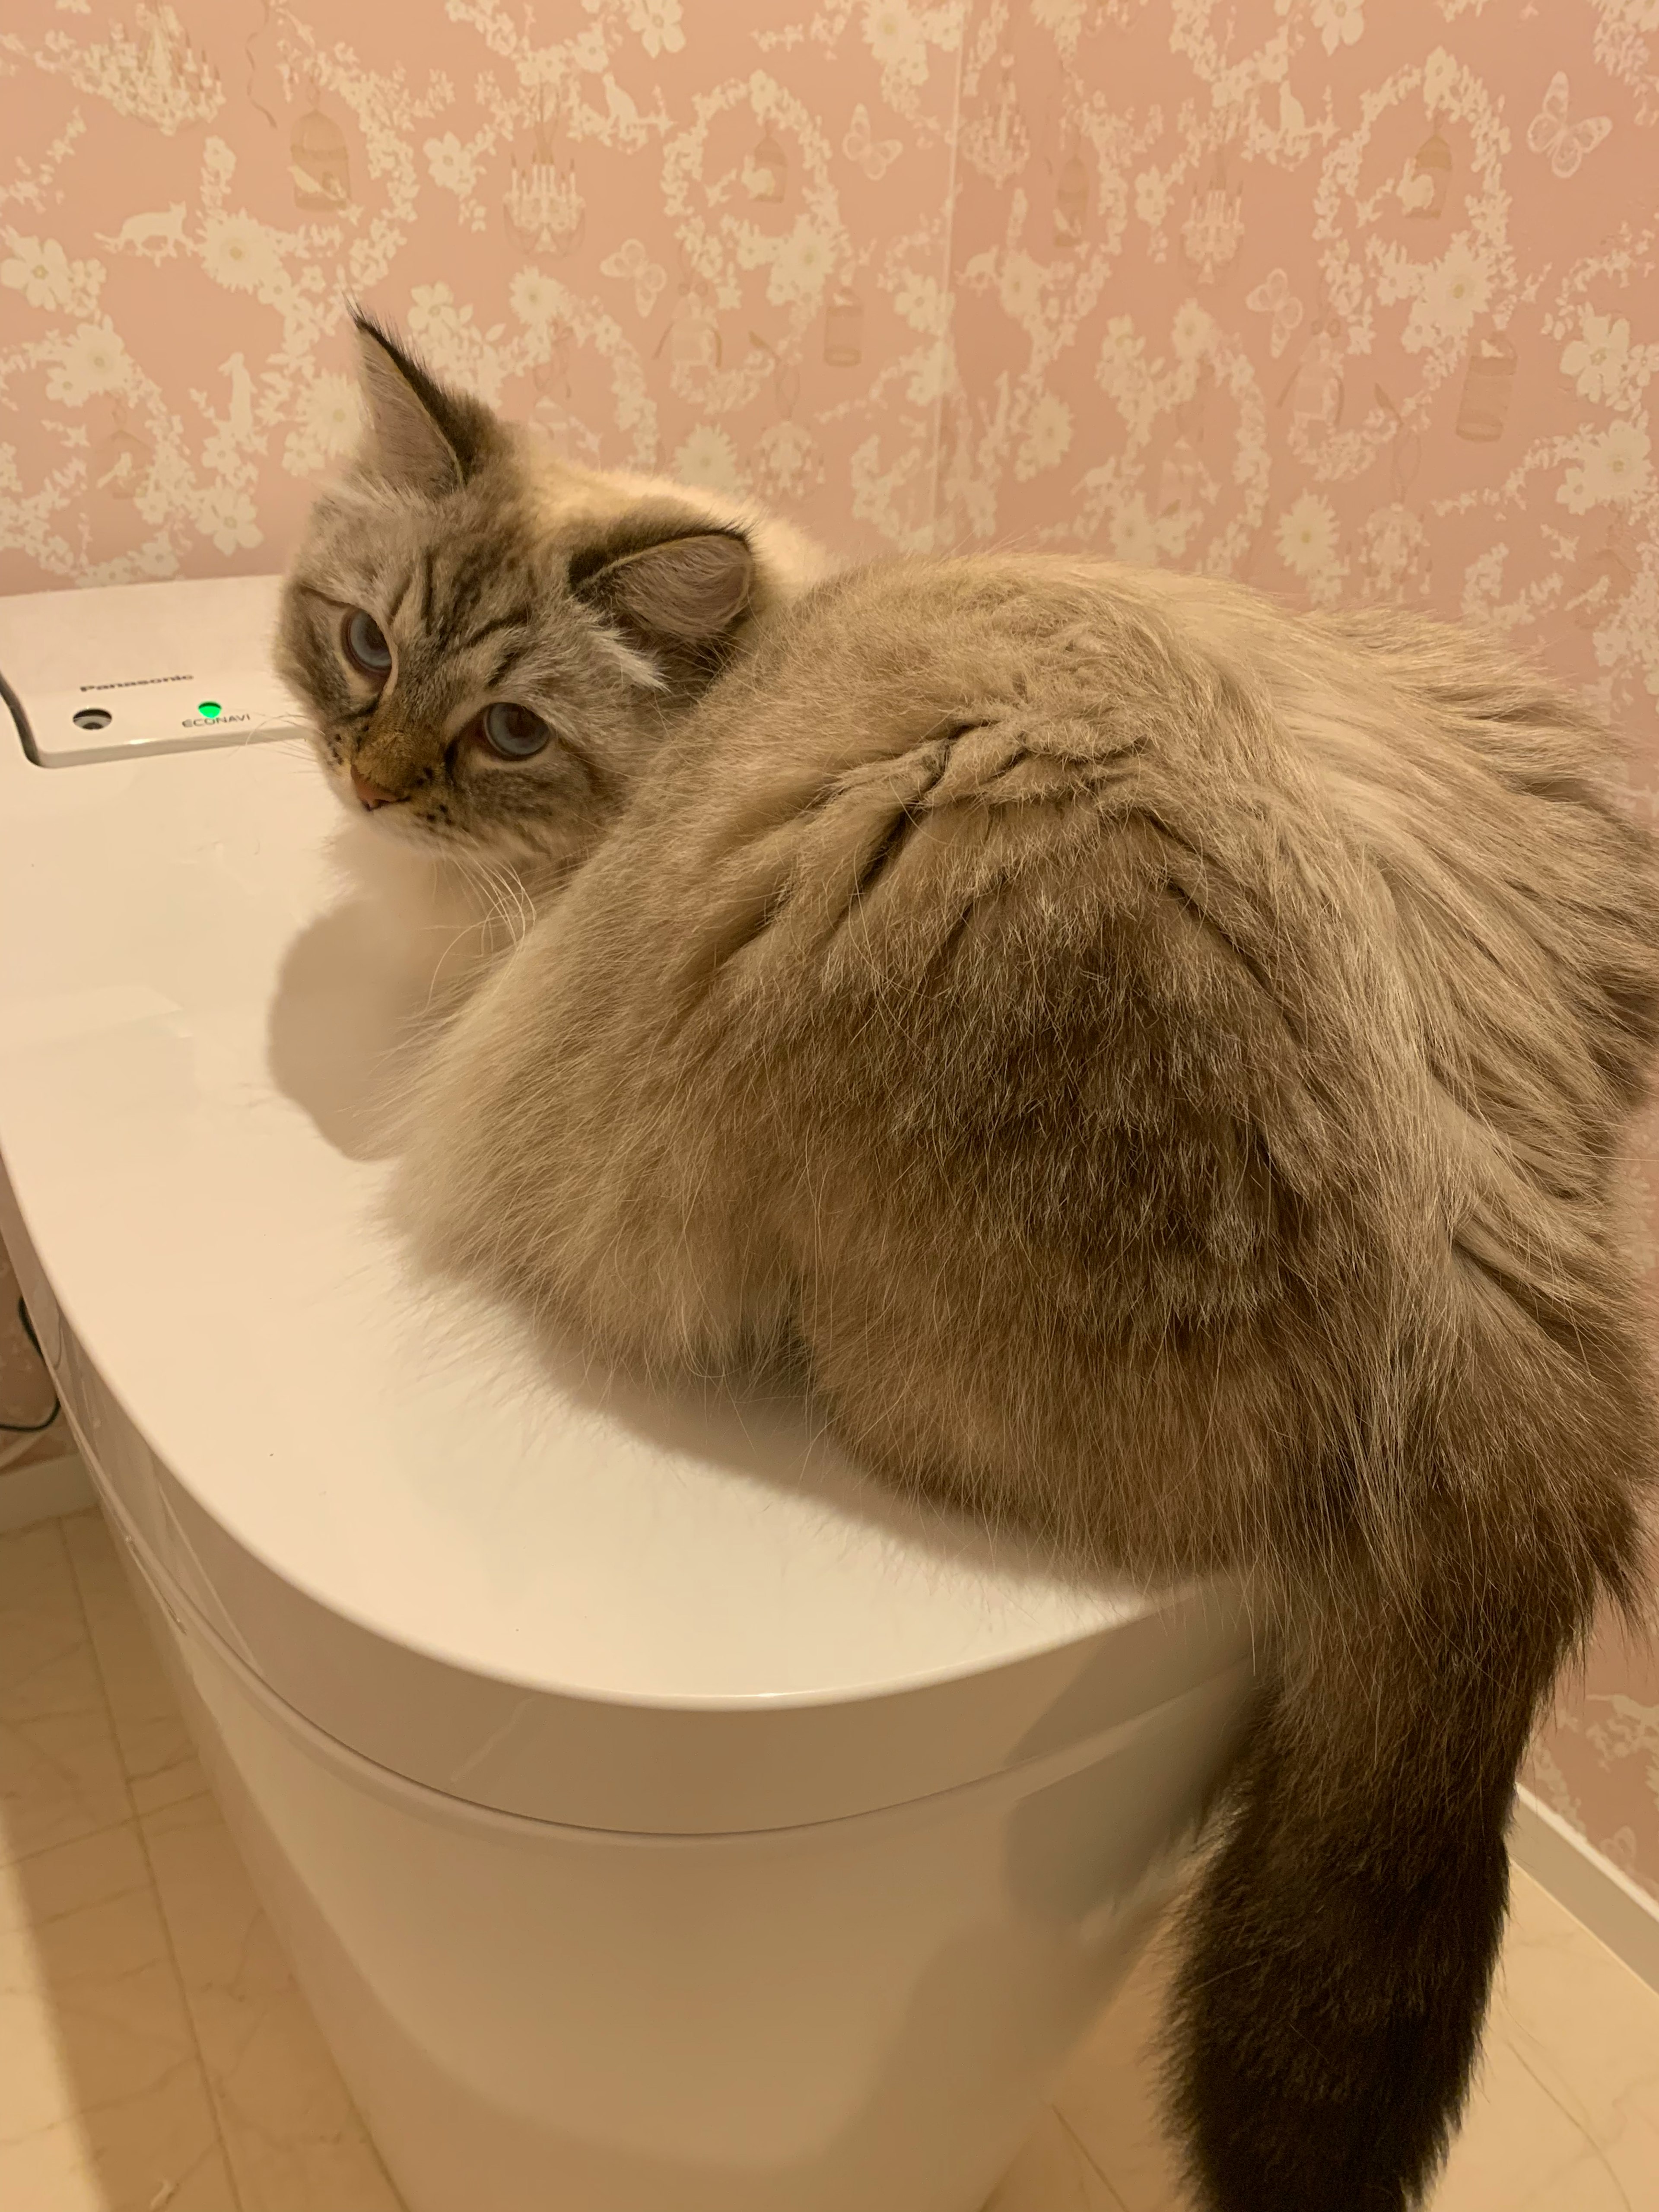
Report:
0,575,1252,1831
117,1503,1246,2212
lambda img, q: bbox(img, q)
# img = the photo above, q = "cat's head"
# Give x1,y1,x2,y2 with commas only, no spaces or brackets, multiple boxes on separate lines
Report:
278,313,824,877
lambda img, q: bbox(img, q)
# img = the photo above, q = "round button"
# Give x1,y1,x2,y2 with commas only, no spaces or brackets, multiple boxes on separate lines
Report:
72,708,112,731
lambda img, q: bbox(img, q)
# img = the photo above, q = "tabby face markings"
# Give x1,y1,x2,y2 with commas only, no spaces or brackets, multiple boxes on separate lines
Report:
335,597,551,781
285,532,630,861
286,517,758,864
277,311,763,880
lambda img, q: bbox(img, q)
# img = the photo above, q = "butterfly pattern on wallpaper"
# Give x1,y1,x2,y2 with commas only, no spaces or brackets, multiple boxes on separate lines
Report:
1245,266,1305,359
1527,71,1612,179
843,103,902,181
599,238,667,319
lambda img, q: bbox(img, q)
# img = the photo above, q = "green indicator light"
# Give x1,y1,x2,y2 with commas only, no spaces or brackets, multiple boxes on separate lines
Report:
197,700,222,719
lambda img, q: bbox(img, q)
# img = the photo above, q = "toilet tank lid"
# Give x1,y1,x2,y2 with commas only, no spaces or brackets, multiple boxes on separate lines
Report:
0,577,1248,1832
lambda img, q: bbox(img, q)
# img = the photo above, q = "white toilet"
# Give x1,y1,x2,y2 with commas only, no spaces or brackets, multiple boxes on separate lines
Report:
0,576,1255,2212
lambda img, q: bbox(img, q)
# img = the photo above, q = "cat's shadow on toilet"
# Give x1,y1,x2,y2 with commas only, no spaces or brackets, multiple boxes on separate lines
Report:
267,820,497,1163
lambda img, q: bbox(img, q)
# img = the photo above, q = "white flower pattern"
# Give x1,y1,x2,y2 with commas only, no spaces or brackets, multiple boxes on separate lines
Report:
626,0,684,60
3,236,80,311
424,134,478,198
1311,0,1365,55
1562,311,1634,405
200,212,283,297
1559,420,1653,511
673,423,744,497
1276,490,1340,579
44,321,127,404
1015,391,1072,479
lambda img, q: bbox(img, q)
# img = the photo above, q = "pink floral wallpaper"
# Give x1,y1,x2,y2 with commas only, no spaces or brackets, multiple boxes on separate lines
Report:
2,0,1658,1903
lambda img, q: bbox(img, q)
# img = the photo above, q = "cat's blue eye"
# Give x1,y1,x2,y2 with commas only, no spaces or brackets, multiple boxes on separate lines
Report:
342,608,393,680
480,702,552,760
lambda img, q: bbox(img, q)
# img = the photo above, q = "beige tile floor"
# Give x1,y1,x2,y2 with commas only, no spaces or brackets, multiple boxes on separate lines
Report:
3,1504,1658,2212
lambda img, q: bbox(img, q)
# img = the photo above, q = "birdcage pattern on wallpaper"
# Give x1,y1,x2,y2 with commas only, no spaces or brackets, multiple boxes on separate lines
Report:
1455,329,1519,444
1405,127,1453,219
745,127,788,205
4,0,1659,1902
1283,321,1346,448
660,284,722,373
290,99,350,212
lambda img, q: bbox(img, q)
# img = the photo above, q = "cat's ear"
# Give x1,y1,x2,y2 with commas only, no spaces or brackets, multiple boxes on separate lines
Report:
572,528,755,689
351,311,499,497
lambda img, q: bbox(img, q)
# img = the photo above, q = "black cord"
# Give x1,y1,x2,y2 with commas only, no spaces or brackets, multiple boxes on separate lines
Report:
1,1296,59,1434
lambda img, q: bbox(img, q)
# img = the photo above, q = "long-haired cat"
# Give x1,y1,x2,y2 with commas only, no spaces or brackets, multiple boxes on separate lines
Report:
279,318,1659,2212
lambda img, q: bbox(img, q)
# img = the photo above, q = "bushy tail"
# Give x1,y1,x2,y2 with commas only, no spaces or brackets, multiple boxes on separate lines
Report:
1167,1281,1653,2212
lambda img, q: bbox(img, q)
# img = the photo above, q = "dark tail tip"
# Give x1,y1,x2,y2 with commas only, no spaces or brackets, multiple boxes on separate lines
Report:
1167,1747,1510,2211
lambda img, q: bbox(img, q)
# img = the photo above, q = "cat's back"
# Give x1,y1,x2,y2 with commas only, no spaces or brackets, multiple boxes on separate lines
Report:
644,551,1332,984
642,555,1655,1096
586,549,1658,1233
623,553,1370,1063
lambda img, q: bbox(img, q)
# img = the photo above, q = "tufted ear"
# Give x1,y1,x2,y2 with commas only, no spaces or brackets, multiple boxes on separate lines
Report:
351,310,500,498
572,527,756,690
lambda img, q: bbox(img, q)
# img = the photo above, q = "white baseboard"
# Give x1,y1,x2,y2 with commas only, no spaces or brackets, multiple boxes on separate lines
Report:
0,1447,94,1534
1511,1785,1659,1997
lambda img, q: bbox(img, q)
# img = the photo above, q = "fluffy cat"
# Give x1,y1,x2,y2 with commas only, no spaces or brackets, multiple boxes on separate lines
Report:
281,318,1659,2212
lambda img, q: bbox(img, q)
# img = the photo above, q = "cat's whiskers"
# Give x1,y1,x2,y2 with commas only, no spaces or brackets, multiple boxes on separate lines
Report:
447,843,533,959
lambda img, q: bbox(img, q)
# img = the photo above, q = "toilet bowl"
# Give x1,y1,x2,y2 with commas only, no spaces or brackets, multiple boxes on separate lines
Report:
0,576,1255,2212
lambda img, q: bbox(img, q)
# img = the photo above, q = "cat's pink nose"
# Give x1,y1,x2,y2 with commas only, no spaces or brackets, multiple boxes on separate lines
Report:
351,768,399,810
